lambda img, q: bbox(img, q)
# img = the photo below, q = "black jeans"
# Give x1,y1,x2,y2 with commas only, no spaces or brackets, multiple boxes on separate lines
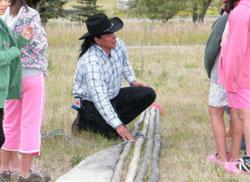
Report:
0,108,5,148
78,86,156,139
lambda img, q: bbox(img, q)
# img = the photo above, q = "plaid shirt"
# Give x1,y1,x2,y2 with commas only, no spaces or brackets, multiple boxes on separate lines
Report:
73,38,136,129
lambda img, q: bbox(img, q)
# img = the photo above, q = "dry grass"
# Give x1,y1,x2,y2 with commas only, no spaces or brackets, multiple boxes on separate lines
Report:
46,21,212,48
34,20,250,182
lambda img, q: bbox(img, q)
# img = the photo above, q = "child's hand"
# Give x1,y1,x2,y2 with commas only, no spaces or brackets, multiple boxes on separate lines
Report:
21,26,33,40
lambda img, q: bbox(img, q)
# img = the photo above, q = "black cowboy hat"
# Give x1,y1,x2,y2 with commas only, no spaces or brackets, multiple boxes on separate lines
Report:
79,13,124,40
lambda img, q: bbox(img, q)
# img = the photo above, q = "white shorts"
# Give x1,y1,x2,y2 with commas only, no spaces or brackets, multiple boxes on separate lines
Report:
208,82,227,107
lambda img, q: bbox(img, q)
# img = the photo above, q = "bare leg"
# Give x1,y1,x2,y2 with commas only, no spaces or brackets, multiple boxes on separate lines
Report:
209,106,227,161
229,108,243,160
237,109,250,156
0,150,11,171
9,151,20,173
226,121,233,137
21,154,32,178
225,106,233,137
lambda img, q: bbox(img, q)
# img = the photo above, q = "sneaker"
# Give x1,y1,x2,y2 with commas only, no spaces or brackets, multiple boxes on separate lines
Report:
224,156,250,174
17,171,50,182
0,170,10,182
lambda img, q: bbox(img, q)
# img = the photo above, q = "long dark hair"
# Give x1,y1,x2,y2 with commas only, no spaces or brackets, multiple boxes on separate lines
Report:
25,0,41,9
224,0,240,13
10,0,27,16
78,35,101,59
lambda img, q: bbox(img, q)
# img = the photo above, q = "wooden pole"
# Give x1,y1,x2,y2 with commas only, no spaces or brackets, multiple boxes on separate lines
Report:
135,107,156,182
149,108,161,182
111,112,145,182
125,109,151,182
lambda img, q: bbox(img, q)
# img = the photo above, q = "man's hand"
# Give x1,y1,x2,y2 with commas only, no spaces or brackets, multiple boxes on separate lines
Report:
21,26,33,40
116,125,135,141
131,81,148,87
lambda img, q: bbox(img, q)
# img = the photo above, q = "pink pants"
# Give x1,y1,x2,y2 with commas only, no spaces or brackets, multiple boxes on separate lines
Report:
2,74,45,156
227,88,250,109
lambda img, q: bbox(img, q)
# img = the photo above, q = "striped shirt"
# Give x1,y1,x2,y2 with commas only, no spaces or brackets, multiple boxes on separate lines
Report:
73,38,136,129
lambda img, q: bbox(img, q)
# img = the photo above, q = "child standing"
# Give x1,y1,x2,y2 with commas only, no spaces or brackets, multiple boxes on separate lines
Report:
0,0,48,181
218,0,250,174
0,0,23,150
205,0,242,165
0,0,32,180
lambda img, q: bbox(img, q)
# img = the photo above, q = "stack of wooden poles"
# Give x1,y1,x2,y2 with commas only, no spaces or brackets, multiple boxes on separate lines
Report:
111,107,161,182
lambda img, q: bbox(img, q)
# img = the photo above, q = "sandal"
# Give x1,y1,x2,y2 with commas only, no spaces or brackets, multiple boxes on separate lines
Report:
227,157,240,163
207,153,226,166
227,152,240,163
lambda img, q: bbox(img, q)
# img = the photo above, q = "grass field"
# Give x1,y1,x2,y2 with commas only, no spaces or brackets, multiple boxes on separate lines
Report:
46,21,212,48
33,19,250,182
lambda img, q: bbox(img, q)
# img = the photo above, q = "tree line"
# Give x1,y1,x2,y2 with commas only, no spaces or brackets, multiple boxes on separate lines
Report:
130,0,216,22
39,0,219,25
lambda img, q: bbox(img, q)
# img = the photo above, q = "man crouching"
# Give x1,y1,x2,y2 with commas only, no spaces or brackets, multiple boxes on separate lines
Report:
72,13,156,141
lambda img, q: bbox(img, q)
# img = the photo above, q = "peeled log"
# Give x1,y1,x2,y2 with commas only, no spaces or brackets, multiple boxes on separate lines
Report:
111,112,145,182
135,107,156,182
125,109,151,182
149,108,161,182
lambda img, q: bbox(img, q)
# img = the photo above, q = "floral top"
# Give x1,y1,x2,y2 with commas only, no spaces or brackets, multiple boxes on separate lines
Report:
4,6,48,75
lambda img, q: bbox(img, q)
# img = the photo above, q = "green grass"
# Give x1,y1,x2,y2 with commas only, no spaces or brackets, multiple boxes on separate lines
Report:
40,39,250,181
34,7,250,181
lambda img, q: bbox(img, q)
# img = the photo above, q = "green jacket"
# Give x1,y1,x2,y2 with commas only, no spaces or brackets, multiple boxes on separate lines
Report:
0,18,28,109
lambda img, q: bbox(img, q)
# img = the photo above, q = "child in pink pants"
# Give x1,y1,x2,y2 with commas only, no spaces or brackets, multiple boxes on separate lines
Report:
2,74,45,156
0,0,48,181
